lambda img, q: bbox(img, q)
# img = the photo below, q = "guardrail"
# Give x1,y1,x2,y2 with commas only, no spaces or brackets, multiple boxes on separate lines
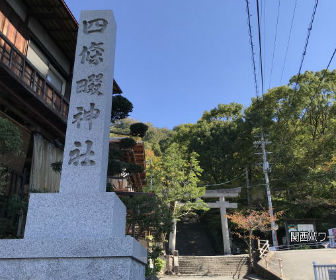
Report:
257,239,270,259
313,262,336,280
0,31,69,120
257,239,284,278
272,241,328,251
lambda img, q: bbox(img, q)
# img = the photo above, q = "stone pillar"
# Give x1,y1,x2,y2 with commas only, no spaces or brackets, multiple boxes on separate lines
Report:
219,196,231,255
0,11,146,280
60,10,116,194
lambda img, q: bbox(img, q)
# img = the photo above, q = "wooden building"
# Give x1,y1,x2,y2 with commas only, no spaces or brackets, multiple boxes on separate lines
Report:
0,0,124,236
108,138,146,193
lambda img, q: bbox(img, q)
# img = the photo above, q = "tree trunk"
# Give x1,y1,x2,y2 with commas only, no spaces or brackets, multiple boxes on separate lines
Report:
169,218,177,254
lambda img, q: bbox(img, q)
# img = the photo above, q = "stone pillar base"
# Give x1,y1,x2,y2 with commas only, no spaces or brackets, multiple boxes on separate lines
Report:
0,236,146,280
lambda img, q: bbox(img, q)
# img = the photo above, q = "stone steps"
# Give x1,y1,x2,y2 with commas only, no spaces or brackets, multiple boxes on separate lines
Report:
178,256,249,277
176,221,216,256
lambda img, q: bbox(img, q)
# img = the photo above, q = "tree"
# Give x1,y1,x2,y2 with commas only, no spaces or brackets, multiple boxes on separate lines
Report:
0,117,23,195
243,70,336,228
166,70,336,235
0,117,24,237
171,103,246,185
111,95,133,123
112,119,171,157
107,140,144,177
150,143,208,253
53,95,148,180
227,209,282,266
119,193,171,241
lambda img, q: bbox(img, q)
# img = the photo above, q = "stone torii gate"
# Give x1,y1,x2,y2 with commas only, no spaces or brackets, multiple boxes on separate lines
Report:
203,187,241,255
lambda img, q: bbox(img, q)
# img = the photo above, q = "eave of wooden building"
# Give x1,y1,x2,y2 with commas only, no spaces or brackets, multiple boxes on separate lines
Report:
22,0,122,95
109,138,146,192
0,33,68,139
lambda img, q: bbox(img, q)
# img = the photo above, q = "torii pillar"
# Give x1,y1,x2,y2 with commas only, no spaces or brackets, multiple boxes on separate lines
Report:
203,187,241,255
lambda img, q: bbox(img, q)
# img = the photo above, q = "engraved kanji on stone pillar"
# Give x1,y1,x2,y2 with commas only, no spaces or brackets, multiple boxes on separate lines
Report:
60,11,116,194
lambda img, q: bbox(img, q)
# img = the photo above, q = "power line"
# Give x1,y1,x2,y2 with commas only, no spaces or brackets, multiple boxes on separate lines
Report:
256,0,264,95
293,0,319,90
315,48,336,92
268,0,280,89
280,0,298,83
308,47,336,105
245,0,259,97
201,173,245,187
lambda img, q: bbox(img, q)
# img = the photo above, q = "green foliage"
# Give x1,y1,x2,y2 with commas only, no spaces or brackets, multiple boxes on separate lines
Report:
242,70,336,229
154,258,165,274
108,138,143,176
111,118,137,135
111,95,133,123
201,102,243,122
0,167,8,196
171,102,246,185
0,117,23,156
126,162,144,173
107,159,125,175
151,143,208,219
52,140,143,177
144,125,171,156
0,117,23,213
50,161,62,174
297,244,312,250
146,253,166,277
160,70,336,234
119,193,172,241
107,159,143,176
109,148,124,161
113,119,171,156
143,124,171,145
0,194,28,238
119,137,137,149
130,122,149,138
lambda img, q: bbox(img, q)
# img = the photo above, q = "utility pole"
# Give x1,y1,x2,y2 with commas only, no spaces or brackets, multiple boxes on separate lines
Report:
245,167,250,205
149,157,153,191
145,157,153,191
254,132,278,247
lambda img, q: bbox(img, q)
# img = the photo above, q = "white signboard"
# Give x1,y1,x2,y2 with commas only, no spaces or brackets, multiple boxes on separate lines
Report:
297,224,314,232
329,228,336,248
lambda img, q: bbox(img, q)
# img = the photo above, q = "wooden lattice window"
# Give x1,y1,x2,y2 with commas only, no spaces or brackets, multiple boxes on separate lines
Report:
0,11,27,55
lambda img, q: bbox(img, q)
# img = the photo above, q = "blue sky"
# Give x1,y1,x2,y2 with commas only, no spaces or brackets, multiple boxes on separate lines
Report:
66,0,336,129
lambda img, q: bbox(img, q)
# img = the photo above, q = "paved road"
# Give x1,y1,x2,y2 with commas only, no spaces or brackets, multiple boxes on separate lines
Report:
273,248,336,280
159,277,243,280
158,275,262,280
